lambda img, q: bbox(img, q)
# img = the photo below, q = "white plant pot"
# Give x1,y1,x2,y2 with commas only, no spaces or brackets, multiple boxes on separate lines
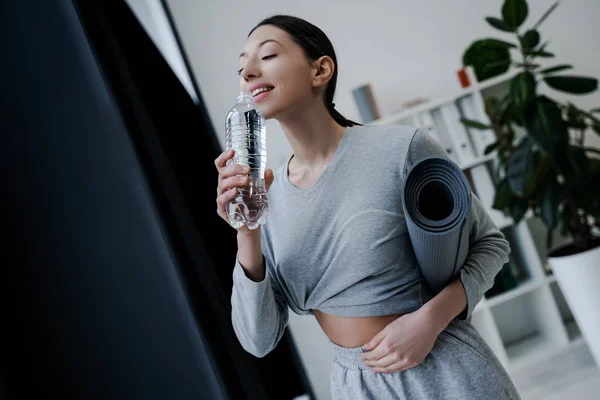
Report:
548,243,600,367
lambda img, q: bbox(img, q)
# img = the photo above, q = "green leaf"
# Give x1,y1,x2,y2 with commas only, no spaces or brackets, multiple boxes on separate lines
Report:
482,59,512,74
462,39,511,81
510,71,536,110
486,38,518,49
544,76,599,94
533,0,560,30
524,96,569,153
565,104,587,129
566,119,587,130
559,146,590,184
591,108,600,113
580,109,600,124
498,96,523,125
577,168,600,221
540,174,561,230
514,62,540,69
527,50,555,58
486,17,514,32
521,30,540,49
507,137,534,196
494,179,514,210
594,121,600,135
460,118,491,130
510,198,529,224
537,41,550,53
525,152,552,197
502,0,528,30
484,142,499,155
540,64,572,74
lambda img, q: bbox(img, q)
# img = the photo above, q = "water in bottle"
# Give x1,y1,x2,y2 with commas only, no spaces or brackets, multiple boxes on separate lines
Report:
225,90,269,230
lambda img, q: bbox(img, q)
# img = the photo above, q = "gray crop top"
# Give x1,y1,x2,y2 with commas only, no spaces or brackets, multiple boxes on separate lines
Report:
231,125,510,357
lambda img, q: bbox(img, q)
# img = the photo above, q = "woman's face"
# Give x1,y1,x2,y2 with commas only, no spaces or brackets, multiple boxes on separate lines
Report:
239,25,315,120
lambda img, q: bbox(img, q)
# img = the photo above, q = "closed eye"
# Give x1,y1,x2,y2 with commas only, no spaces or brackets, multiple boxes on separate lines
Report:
238,55,277,75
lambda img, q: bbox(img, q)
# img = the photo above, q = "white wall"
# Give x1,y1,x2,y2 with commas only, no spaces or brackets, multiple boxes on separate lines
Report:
166,1,600,399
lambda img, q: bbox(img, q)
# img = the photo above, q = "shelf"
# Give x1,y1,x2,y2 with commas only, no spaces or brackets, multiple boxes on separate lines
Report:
459,153,497,171
370,70,517,126
475,69,519,92
487,279,542,308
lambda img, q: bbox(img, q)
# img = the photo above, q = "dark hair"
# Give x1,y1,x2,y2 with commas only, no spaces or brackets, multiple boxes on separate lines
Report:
249,15,361,127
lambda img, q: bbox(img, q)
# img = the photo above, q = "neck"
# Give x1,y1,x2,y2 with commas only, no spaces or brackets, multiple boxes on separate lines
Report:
277,102,347,168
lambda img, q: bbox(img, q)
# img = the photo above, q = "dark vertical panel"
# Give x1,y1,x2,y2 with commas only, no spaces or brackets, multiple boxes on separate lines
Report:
0,1,224,399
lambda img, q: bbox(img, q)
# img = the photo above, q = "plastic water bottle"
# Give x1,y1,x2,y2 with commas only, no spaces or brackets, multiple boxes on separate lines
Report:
224,90,269,230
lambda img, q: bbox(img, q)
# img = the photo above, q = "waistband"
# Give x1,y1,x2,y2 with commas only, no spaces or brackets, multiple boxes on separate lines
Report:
330,340,372,370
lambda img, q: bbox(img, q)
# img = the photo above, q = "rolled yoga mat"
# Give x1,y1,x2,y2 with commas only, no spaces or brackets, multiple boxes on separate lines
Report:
402,156,472,294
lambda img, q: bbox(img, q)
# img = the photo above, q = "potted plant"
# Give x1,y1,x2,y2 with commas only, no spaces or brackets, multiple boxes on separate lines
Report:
460,0,600,366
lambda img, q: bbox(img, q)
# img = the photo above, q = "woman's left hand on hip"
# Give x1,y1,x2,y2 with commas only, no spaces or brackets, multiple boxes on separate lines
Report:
360,308,444,374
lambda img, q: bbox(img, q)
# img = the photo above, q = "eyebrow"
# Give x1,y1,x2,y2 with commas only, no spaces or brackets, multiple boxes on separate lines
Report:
239,39,282,58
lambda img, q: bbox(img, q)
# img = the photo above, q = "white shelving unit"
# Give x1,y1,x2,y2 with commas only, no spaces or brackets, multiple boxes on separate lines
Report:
369,70,586,373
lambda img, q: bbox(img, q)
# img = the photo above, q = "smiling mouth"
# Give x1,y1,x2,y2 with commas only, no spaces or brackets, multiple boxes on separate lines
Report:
252,86,274,97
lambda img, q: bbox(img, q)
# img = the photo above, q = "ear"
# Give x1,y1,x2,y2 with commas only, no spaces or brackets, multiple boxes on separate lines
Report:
311,55,335,88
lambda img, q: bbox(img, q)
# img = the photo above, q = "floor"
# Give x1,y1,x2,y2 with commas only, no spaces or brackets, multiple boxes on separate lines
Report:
511,342,600,400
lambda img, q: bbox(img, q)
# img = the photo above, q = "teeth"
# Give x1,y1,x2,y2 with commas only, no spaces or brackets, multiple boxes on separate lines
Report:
252,86,273,96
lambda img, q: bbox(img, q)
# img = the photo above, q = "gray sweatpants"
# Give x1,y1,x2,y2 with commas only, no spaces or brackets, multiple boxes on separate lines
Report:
330,318,521,400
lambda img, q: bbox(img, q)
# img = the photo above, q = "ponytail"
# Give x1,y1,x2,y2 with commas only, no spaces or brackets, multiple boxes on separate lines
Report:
327,102,361,127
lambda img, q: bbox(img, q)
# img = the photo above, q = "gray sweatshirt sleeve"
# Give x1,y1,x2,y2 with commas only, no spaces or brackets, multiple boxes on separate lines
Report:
231,254,289,358
405,128,511,320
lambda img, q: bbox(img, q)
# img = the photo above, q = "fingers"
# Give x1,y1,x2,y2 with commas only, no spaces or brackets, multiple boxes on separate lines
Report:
265,169,275,191
362,331,386,360
372,359,417,374
214,148,272,229
216,187,238,219
364,349,420,373
219,161,250,181
361,343,389,363
218,174,249,196
217,163,250,197
215,174,249,222
364,352,398,369
214,149,234,171
361,331,392,361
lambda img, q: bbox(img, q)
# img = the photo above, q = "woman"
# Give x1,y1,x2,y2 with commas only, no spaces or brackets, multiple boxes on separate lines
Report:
215,15,520,400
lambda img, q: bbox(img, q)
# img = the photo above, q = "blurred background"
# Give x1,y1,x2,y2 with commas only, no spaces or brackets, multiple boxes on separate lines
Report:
171,0,600,169
2,1,599,399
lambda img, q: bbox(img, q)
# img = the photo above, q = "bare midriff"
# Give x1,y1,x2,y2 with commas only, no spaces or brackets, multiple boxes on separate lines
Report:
312,309,406,349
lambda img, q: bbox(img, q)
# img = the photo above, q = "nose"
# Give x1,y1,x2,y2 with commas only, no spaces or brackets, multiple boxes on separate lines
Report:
241,57,261,81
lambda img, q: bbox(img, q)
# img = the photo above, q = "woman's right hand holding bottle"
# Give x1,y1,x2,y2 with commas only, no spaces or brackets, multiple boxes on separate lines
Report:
215,149,274,281
214,149,275,235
